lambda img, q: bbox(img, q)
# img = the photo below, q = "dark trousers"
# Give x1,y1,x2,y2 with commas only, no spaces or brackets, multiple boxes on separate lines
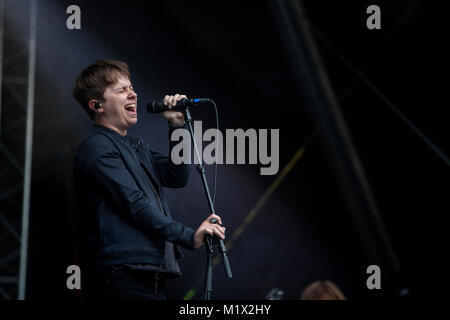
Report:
85,266,167,300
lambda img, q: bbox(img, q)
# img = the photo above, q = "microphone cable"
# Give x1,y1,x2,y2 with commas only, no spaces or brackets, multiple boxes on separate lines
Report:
209,100,219,206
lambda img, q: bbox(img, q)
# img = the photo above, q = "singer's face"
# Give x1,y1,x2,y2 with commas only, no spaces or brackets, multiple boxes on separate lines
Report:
100,75,138,134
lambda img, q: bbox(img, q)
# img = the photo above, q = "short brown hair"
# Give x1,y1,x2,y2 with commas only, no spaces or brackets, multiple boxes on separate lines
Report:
73,59,131,120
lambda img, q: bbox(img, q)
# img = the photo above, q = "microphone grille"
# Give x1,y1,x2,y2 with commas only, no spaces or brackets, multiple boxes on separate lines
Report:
147,102,157,113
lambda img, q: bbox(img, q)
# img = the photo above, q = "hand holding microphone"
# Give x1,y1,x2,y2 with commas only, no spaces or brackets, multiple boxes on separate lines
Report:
159,93,187,126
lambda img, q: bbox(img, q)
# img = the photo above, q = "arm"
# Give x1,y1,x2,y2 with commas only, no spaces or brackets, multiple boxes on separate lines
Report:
78,135,195,249
150,122,192,188
152,93,227,249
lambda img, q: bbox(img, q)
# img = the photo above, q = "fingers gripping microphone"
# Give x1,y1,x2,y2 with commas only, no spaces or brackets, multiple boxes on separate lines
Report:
147,98,210,114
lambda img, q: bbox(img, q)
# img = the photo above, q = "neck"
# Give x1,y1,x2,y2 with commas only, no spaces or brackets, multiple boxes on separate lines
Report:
95,120,127,136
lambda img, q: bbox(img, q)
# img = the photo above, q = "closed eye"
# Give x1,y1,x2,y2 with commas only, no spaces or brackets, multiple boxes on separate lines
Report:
115,86,134,93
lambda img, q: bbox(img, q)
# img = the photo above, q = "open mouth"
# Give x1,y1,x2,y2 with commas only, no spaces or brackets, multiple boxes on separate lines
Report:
125,104,137,114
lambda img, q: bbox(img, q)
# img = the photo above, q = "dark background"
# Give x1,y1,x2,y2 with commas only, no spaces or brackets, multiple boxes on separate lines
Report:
2,0,448,300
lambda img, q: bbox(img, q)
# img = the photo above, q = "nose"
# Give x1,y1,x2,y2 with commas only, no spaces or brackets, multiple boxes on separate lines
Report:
128,90,137,100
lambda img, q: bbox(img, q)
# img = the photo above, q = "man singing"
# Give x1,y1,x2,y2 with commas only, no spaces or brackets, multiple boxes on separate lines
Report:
72,60,226,300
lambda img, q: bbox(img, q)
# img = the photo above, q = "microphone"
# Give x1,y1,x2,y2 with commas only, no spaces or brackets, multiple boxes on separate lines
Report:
147,98,210,114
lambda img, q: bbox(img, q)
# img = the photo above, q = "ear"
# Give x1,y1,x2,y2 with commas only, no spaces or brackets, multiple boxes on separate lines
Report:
88,99,102,113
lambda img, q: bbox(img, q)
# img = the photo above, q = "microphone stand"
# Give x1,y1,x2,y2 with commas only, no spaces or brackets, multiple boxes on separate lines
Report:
183,105,232,300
